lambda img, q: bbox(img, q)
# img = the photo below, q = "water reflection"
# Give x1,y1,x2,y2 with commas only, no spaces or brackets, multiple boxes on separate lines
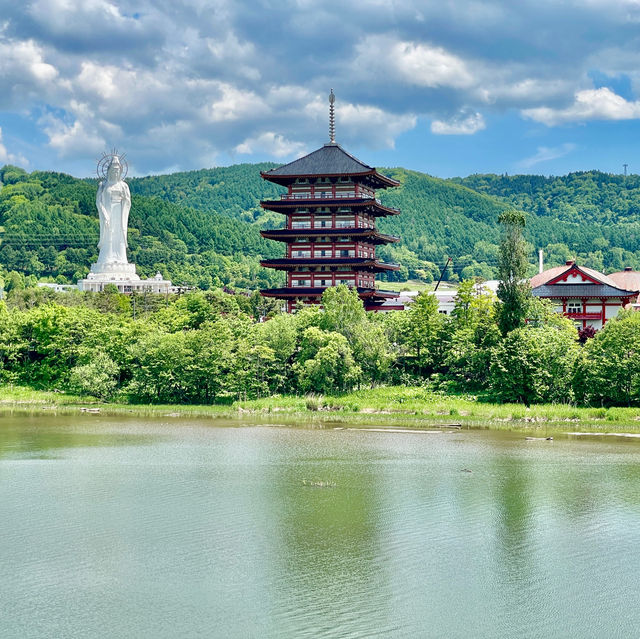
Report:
1,419,640,638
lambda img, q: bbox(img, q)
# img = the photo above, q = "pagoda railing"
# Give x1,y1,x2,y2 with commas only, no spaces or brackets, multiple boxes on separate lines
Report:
280,193,380,203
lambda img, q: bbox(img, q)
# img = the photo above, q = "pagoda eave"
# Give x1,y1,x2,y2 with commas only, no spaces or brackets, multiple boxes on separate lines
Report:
260,258,400,272
260,169,399,190
260,198,400,217
260,286,400,301
260,229,400,244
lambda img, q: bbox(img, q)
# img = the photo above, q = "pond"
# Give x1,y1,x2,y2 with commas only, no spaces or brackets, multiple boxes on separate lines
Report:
1,413,640,638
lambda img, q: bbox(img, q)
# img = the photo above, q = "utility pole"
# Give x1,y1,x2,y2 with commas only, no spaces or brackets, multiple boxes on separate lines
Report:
434,257,452,292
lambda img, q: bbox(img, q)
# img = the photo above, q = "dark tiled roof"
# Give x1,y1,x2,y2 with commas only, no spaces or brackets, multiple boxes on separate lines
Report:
260,197,401,215
260,228,400,243
532,283,638,298
260,257,400,271
263,143,374,177
260,286,399,300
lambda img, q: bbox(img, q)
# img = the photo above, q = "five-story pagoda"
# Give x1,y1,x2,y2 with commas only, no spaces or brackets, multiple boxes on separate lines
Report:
260,91,403,312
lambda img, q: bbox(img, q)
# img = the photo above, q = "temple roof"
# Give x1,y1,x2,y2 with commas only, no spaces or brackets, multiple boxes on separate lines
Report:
608,268,640,292
260,198,400,216
260,257,399,271
261,143,399,188
530,262,619,288
532,283,637,298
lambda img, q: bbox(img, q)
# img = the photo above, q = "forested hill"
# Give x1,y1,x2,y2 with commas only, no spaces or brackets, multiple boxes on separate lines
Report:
0,165,282,290
450,171,640,274
2,162,640,290
131,165,640,281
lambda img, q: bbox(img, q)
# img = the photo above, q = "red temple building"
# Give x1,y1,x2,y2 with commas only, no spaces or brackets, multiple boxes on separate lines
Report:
531,260,639,330
259,91,403,312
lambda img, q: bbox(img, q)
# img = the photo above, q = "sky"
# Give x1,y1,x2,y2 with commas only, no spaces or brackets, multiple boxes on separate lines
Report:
3,0,640,178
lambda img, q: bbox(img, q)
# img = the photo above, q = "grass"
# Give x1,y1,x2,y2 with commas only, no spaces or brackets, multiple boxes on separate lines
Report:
380,279,441,293
1,384,640,434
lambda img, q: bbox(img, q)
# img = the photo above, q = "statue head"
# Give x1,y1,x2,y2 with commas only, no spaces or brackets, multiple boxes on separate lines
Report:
107,156,122,182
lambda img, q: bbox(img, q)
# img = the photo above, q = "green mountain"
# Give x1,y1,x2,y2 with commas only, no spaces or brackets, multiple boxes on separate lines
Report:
1,162,640,290
0,165,282,290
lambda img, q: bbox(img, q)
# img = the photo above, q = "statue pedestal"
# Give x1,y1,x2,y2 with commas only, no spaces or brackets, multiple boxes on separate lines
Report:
88,260,140,279
78,265,172,294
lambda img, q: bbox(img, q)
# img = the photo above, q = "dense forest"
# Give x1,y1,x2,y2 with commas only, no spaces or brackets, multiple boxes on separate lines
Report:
1,162,640,290
0,283,637,407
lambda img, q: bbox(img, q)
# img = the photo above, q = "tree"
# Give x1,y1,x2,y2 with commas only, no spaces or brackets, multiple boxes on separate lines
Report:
294,327,361,394
496,210,531,335
68,350,119,400
490,323,580,405
573,311,640,406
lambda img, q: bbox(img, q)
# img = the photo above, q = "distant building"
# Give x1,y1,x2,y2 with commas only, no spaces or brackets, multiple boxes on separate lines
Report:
531,261,639,330
259,91,403,312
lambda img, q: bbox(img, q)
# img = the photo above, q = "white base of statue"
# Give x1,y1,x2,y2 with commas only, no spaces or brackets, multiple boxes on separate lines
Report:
77,266,172,294
89,260,139,279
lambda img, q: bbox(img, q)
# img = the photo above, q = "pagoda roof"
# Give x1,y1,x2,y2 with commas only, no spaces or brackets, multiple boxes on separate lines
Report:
260,257,400,272
260,286,400,300
261,143,399,188
260,197,400,216
260,228,400,244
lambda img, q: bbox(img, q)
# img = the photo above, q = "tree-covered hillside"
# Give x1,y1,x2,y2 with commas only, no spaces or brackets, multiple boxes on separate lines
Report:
3,161,640,290
452,171,640,273
0,165,282,290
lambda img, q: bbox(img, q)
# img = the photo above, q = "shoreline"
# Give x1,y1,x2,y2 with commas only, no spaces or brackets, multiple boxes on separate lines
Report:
1,386,640,435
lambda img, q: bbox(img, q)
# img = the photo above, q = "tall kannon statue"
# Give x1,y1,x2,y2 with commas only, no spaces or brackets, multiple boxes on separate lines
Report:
96,152,131,268
78,150,172,293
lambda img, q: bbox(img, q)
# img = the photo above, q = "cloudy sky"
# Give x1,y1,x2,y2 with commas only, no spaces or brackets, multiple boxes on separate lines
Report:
2,0,640,177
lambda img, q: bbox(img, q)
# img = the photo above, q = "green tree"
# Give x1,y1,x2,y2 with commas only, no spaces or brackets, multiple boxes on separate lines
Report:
573,311,640,406
490,322,579,405
496,210,531,335
294,327,361,394
68,350,119,400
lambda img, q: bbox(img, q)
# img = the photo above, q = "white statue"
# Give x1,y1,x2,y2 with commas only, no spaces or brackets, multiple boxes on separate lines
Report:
96,153,131,266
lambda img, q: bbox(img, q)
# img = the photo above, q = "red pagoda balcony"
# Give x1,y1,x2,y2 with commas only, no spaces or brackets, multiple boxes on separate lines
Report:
260,257,400,272
280,192,378,201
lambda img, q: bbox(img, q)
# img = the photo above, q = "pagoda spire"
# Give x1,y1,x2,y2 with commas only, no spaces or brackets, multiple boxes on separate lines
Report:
329,89,336,144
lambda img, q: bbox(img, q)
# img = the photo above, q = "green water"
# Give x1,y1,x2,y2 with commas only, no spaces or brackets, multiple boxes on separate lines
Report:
1,414,640,638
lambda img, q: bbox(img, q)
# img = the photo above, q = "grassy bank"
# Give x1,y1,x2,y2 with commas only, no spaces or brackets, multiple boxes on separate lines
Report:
1,385,640,433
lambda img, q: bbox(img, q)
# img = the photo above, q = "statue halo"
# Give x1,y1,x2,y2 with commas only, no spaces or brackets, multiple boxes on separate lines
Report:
97,149,128,180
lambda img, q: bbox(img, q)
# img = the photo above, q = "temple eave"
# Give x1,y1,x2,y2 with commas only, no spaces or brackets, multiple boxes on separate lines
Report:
260,199,400,216
260,286,400,300
259,229,400,244
260,259,400,272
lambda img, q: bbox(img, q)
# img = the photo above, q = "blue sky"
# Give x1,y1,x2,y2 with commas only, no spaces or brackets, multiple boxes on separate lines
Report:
2,0,640,178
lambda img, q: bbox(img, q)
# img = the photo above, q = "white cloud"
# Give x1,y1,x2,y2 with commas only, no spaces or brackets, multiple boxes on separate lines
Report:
5,0,640,173
41,114,107,157
518,143,577,169
235,132,306,158
431,111,486,135
355,35,475,90
391,40,475,89
522,87,640,125
205,84,265,122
